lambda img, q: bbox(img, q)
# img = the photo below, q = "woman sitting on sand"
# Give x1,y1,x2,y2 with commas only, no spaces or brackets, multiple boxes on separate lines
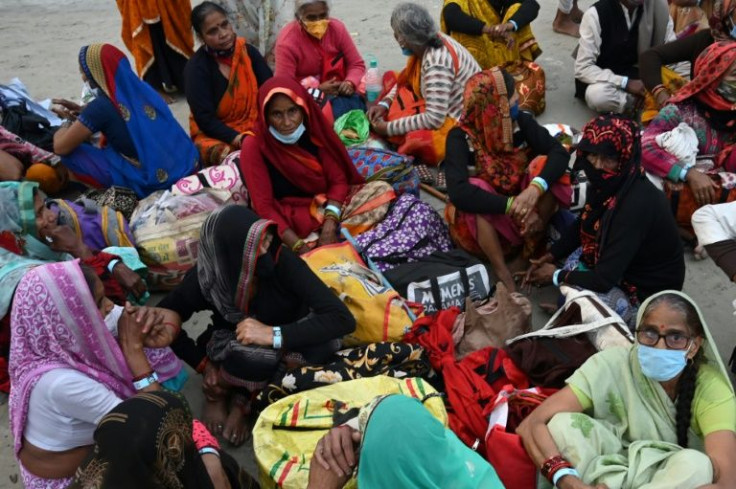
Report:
369,2,481,181
52,43,198,198
523,115,685,325
9,261,184,488
446,68,571,293
185,2,273,166
160,205,355,446
240,77,365,253
518,291,736,489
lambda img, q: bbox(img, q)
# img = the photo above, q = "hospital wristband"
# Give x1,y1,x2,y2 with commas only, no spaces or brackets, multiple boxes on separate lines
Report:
509,20,518,31
272,326,283,349
553,468,580,488
680,164,694,182
292,239,305,252
325,204,342,219
531,176,549,193
620,77,629,90
378,100,391,110
198,447,220,457
505,196,515,214
553,269,562,287
133,371,159,391
107,259,121,273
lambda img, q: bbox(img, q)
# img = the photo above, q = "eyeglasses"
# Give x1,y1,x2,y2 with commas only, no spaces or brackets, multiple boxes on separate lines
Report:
636,327,692,350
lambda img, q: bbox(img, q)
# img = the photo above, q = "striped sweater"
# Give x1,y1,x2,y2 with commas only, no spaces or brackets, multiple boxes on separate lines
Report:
384,34,481,137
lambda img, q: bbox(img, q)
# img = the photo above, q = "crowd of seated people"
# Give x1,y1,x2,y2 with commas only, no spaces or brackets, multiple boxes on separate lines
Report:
1,0,735,487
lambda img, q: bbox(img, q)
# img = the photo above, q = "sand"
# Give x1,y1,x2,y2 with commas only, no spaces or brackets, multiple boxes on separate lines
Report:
0,0,734,486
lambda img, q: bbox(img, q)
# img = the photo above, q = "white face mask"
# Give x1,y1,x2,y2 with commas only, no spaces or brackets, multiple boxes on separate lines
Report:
81,81,100,104
269,122,306,145
104,304,124,337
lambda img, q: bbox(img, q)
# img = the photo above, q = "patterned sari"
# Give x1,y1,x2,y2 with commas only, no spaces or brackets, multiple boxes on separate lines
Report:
189,37,260,166
445,69,570,256
8,261,183,489
440,0,545,114
61,44,198,198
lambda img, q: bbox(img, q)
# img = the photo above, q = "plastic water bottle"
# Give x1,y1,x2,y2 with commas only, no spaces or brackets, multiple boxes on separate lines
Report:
365,58,382,103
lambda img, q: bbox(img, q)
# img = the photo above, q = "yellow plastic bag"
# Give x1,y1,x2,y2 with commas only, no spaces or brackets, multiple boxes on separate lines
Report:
253,376,447,489
302,242,415,346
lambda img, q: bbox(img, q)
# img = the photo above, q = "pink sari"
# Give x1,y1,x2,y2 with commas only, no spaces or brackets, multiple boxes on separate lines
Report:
8,261,182,488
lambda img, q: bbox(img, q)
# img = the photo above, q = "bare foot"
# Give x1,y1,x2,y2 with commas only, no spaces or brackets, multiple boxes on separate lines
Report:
223,396,250,447
553,10,581,38
203,396,228,437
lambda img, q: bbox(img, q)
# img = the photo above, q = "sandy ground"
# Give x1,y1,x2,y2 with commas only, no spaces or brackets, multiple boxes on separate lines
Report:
0,0,734,487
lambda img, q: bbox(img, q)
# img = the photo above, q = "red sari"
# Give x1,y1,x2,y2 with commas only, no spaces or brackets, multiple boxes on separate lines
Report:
240,77,363,238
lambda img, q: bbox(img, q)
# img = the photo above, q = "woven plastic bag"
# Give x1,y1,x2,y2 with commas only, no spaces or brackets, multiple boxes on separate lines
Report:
253,376,447,489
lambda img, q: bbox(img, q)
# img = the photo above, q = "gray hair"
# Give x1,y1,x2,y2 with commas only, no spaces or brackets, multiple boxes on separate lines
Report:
640,293,704,338
295,0,330,15
390,2,441,49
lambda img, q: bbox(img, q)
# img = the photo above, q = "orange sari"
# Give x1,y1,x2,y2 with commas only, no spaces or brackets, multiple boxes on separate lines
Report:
189,37,260,166
116,0,194,78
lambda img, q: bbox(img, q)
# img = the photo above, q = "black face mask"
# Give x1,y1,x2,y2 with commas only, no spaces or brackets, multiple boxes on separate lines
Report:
576,157,619,190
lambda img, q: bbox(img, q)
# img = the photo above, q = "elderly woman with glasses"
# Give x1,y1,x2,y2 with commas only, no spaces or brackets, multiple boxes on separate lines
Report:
518,291,736,489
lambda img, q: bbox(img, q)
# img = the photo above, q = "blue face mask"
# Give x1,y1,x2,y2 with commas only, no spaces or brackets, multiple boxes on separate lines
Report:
509,102,520,121
401,47,413,56
269,122,306,145
637,344,690,382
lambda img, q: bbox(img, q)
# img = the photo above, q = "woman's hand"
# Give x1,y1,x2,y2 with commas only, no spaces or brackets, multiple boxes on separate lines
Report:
319,78,342,96
111,262,147,300
686,169,718,206
520,210,544,237
235,318,274,346
518,253,556,292
44,225,93,258
318,219,339,247
370,118,389,137
308,453,350,489
314,426,361,477
121,302,164,343
366,104,388,124
338,81,355,96
510,186,542,222
51,98,82,120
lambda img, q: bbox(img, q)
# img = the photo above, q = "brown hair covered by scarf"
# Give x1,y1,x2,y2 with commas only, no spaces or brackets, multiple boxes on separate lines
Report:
457,68,529,196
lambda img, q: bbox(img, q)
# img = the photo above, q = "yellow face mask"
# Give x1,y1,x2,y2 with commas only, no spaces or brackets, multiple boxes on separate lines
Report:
302,19,330,40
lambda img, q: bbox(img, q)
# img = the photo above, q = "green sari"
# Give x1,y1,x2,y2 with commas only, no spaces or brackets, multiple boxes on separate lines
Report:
548,290,735,489
357,395,505,488
0,181,69,317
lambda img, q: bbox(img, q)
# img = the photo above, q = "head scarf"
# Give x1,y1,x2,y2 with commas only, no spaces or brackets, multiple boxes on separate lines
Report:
710,0,736,41
636,290,733,395
197,205,280,323
357,395,504,488
458,68,529,196
77,44,198,197
67,391,214,489
575,115,643,281
0,181,67,318
8,261,182,456
253,76,362,196
668,41,736,131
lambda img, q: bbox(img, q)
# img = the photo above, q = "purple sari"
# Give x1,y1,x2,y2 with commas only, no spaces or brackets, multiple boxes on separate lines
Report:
8,261,181,487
